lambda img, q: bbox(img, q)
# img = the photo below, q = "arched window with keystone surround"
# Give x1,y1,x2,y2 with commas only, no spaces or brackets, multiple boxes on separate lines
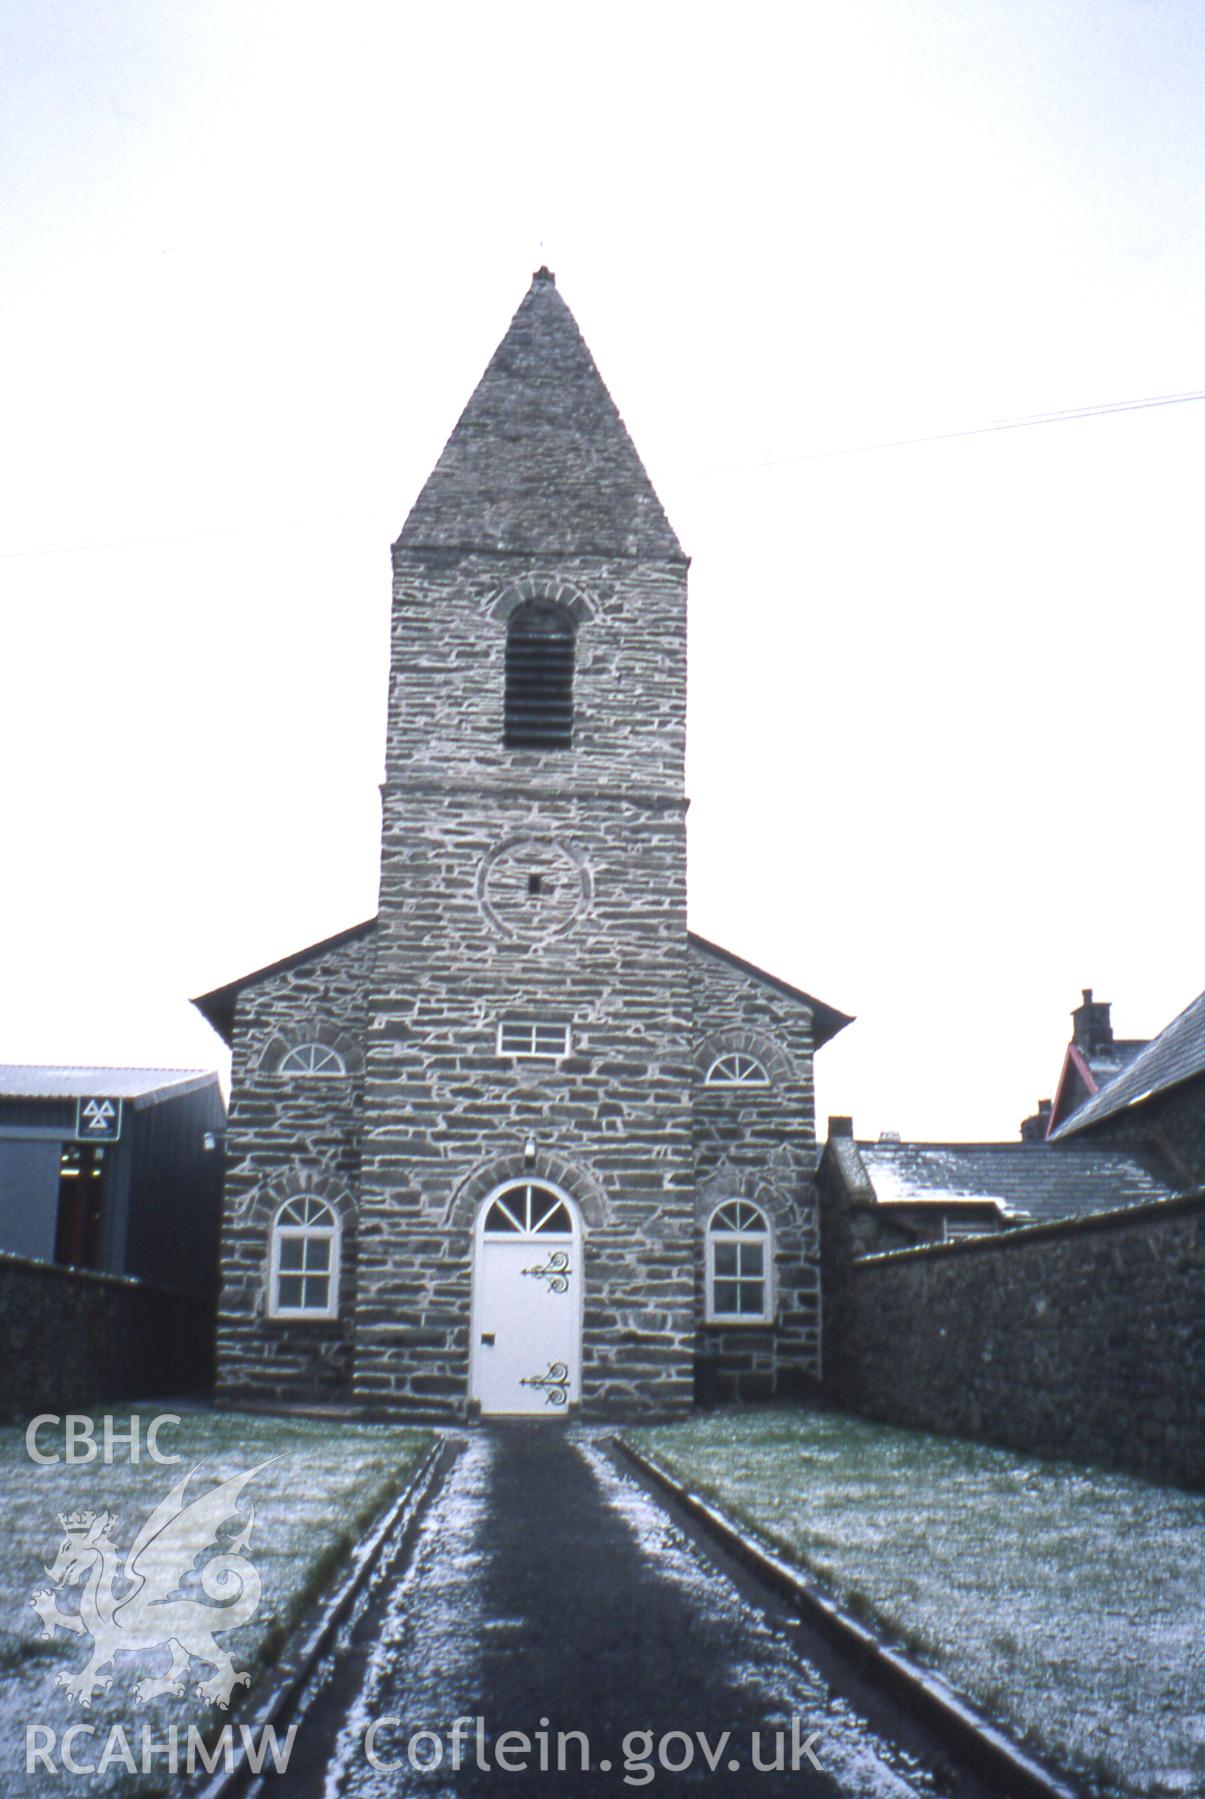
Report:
269,1196,340,1319
504,599,575,748
706,1200,772,1323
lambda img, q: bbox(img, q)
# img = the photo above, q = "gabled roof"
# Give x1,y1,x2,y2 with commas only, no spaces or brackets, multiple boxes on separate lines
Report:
1047,1042,1101,1134
853,1140,1181,1225
1052,986,1205,1138
688,932,852,1048
0,1067,217,1108
1047,1037,1148,1135
395,269,685,564
193,921,850,1051
191,919,378,1044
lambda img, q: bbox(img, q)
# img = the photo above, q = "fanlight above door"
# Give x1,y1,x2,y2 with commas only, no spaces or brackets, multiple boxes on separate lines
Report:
482,1183,573,1236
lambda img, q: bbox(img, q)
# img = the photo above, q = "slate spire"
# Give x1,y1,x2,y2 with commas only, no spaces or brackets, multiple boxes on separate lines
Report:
396,269,684,562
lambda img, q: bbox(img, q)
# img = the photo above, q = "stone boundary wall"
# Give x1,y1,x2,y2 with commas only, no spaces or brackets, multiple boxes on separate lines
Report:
0,1253,214,1416
826,1192,1204,1489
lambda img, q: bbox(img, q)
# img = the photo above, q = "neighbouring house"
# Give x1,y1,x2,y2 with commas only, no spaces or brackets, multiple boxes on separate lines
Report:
1021,987,1149,1140
819,1115,1182,1254
1049,985,1205,1187
819,982,1197,1340
0,1065,225,1295
193,269,850,1421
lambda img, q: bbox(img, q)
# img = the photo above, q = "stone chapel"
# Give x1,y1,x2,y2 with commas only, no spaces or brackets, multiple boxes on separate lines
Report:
194,269,850,1421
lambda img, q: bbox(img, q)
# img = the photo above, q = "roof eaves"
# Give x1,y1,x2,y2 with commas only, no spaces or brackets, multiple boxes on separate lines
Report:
687,932,853,1048
1052,1063,1197,1139
874,1195,1006,1210
130,1071,222,1111
191,918,379,1042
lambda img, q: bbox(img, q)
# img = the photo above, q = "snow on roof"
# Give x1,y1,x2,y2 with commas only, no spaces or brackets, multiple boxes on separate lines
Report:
861,1152,1012,1211
858,1141,1181,1224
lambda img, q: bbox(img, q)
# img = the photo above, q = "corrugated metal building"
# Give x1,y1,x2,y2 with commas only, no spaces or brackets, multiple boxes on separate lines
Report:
0,1066,225,1295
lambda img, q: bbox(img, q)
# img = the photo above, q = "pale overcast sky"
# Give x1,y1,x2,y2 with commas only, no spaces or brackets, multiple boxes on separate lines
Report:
1,0,1202,1139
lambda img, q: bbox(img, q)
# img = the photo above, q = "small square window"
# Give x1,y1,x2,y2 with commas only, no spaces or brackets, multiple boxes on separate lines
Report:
528,873,543,895
497,1020,571,1060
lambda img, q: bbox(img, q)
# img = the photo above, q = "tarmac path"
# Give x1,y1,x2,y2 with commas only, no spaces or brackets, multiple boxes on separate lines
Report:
267,1427,976,1798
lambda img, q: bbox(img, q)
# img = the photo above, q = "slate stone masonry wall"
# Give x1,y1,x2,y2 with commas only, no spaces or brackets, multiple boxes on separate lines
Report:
825,1191,1204,1488
355,549,696,1420
691,948,821,1401
217,932,373,1402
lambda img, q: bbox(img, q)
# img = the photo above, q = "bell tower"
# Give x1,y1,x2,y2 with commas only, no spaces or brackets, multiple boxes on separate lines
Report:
354,270,695,1418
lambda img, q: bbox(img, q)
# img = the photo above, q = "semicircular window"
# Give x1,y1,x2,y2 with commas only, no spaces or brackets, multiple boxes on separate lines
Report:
483,1183,573,1235
705,1052,768,1086
504,600,575,749
278,1043,347,1076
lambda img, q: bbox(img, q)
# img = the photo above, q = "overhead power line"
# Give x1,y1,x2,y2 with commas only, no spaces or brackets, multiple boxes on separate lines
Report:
2,388,1201,558
721,387,1205,470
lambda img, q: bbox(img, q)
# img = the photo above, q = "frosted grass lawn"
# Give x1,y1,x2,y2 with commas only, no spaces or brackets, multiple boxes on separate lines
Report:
630,1408,1205,1799
0,1405,431,1796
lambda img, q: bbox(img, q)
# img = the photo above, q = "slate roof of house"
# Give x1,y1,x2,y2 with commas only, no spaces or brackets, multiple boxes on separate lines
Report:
0,1067,217,1108
1051,987,1205,1138
688,933,852,1049
395,269,686,564
855,1140,1181,1224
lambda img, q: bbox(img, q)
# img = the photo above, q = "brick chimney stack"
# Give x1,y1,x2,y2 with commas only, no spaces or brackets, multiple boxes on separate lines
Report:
1072,988,1115,1058
827,1116,854,1139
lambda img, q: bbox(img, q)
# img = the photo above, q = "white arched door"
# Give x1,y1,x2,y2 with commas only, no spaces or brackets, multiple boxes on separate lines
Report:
470,1181,583,1416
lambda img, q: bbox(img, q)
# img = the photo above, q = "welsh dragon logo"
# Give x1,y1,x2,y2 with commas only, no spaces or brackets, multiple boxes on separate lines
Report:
29,1462,270,1710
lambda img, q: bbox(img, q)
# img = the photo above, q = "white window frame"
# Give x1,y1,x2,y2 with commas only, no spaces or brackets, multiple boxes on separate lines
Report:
268,1196,340,1320
704,1052,769,1086
497,1020,571,1061
276,1042,347,1076
705,1199,773,1324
